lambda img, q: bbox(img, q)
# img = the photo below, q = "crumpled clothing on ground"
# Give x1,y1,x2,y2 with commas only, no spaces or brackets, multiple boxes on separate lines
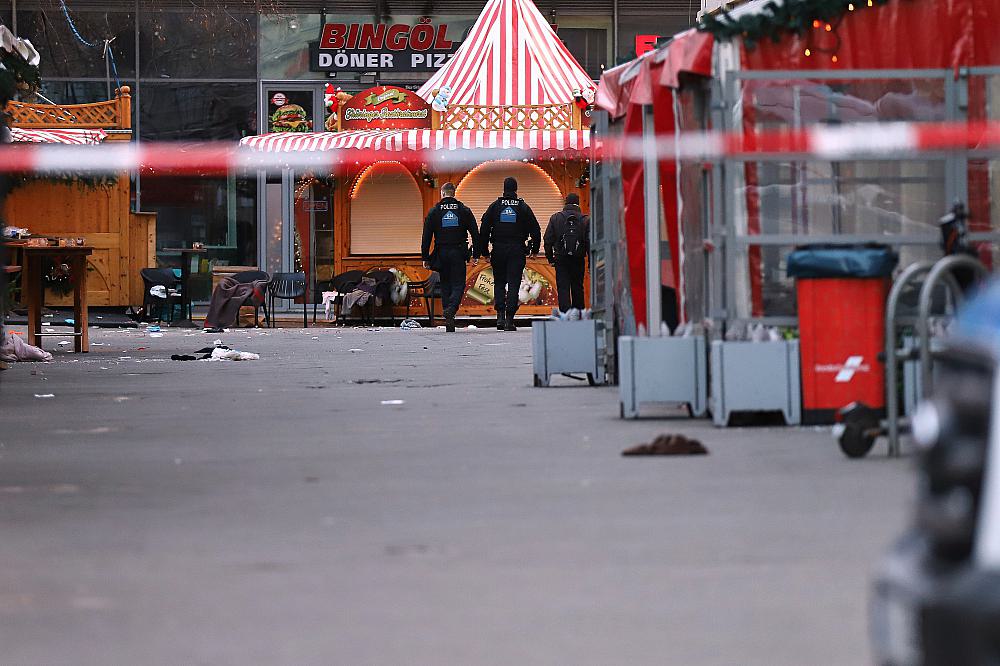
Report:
0,331,53,362
342,277,382,312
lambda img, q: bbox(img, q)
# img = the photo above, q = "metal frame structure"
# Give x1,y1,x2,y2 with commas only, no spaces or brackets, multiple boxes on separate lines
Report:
708,66,1000,329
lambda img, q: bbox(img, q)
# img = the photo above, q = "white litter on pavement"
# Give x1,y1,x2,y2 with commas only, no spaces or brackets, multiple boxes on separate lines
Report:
57,341,70,346
380,400,405,405
207,348,260,361
34,394,55,398
149,332,163,338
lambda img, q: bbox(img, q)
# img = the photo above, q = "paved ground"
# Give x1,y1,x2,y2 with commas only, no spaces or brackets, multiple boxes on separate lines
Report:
0,324,913,665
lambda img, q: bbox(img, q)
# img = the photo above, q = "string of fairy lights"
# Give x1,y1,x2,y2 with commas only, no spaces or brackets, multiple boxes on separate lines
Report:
699,0,910,63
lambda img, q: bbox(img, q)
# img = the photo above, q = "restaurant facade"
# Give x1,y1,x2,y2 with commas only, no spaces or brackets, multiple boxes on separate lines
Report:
7,0,697,300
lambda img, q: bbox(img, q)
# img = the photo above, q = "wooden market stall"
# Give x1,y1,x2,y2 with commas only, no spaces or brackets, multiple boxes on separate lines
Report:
3,87,155,307
242,0,597,317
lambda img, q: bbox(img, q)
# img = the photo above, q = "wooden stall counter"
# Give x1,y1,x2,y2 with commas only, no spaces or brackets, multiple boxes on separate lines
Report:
20,245,94,352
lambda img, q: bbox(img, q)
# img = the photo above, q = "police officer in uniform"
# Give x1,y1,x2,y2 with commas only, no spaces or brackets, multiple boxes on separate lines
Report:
479,177,542,331
421,182,480,332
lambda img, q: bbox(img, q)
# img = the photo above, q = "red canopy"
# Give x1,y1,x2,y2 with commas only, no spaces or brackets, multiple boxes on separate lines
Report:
596,29,714,117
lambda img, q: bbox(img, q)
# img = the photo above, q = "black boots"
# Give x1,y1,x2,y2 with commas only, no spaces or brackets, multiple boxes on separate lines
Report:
496,312,505,331
504,314,516,332
444,308,456,333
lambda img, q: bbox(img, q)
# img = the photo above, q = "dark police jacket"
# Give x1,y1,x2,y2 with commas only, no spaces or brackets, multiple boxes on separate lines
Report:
479,193,542,258
544,204,591,264
421,196,481,262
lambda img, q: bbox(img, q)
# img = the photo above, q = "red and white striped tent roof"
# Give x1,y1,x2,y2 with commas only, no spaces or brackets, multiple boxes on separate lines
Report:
240,128,589,153
416,0,597,106
10,128,107,145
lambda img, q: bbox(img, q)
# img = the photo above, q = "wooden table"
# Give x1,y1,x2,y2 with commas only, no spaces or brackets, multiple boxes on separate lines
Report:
21,246,94,352
162,247,207,327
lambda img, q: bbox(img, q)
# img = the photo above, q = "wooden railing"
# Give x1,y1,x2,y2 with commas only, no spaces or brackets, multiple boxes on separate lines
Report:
4,86,132,130
433,102,582,131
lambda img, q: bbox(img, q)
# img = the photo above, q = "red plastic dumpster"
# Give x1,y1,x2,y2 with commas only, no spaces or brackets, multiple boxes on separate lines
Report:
797,278,890,424
788,244,898,425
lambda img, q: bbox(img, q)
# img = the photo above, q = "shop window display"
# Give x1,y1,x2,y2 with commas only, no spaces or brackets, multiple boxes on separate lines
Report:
139,83,257,299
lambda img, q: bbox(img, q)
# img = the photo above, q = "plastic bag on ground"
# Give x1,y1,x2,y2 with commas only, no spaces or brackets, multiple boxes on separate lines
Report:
209,347,259,361
0,331,53,362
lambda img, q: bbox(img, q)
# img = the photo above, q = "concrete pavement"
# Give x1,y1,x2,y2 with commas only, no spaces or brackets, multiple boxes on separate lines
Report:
0,324,912,665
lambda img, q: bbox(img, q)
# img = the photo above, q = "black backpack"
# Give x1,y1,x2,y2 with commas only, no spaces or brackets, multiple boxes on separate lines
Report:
558,212,583,257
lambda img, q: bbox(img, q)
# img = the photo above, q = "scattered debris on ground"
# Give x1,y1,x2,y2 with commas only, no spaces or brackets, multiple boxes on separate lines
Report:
622,434,708,457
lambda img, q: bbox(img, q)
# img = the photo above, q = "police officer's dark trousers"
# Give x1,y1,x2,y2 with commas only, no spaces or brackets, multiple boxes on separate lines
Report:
554,254,586,312
491,242,526,322
437,245,468,316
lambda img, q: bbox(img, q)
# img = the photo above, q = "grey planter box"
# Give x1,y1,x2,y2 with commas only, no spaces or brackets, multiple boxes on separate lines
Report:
618,335,708,419
710,340,802,427
532,319,606,387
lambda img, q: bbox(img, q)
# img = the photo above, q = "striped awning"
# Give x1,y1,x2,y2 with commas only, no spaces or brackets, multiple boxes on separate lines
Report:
239,129,590,153
416,0,596,106
10,128,108,145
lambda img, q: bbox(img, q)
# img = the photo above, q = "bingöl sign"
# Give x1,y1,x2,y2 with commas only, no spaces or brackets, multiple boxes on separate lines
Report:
310,19,461,73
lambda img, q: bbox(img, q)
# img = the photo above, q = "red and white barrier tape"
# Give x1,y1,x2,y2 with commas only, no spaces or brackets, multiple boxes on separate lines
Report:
2,120,1000,175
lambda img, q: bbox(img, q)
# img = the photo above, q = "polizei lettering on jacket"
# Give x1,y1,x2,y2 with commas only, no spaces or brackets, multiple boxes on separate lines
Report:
311,20,460,73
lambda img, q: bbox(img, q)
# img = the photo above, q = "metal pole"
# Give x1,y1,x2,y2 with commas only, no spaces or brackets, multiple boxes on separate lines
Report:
884,261,934,457
133,0,140,212
642,104,662,335
917,255,989,395
611,0,619,63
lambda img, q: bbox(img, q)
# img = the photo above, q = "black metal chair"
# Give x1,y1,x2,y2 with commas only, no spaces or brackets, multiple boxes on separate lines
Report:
406,272,442,326
268,272,307,328
230,270,270,328
140,267,184,323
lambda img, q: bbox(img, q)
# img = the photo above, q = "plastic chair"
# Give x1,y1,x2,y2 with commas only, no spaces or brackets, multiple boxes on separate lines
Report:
406,272,442,326
231,270,270,327
140,267,184,323
268,272,307,328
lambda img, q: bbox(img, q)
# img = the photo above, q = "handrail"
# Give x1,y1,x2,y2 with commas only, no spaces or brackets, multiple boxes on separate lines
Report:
4,86,131,130
916,255,989,395
434,102,581,131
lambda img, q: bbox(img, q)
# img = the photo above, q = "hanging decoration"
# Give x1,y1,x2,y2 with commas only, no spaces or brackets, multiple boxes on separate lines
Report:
0,25,41,100
430,86,452,113
698,0,907,51
58,0,122,90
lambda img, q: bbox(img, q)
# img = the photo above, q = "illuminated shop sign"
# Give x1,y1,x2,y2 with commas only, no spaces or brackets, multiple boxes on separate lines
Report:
309,20,462,73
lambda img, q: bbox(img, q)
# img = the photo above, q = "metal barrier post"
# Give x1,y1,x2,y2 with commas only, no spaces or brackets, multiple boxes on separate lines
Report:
885,262,934,457
917,255,989,395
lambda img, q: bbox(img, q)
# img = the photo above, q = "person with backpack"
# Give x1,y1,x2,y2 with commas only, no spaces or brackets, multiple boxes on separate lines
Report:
421,182,480,332
479,177,542,331
544,192,590,314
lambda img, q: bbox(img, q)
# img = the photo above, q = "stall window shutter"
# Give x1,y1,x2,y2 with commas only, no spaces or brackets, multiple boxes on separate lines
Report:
456,161,565,238
350,162,425,255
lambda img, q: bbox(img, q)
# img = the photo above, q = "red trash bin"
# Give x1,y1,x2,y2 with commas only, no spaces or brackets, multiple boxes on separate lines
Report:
789,245,898,425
